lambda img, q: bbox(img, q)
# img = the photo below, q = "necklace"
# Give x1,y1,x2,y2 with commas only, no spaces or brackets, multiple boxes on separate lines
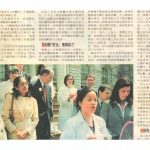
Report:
81,112,95,134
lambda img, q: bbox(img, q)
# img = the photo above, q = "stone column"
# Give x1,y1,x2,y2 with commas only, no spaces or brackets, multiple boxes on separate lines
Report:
0,65,5,81
47,64,54,70
28,65,36,77
55,65,66,90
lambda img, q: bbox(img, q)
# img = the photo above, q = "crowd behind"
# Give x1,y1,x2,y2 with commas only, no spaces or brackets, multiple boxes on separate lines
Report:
0,64,133,140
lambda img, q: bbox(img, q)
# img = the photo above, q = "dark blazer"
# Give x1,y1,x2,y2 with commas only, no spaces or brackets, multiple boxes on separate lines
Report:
100,101,133,139
95,100,109,116
29,79,52,139
29,79,52,119
95,102,102,116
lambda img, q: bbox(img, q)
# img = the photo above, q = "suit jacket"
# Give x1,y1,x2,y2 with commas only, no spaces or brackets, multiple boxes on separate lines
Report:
60,111,111,140
95,100,109,116
29,79,52,121
2,94,39,139
100,101,133,138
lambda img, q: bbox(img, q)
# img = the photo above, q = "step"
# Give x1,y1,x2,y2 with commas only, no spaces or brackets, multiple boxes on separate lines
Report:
53,105,59,110
52,115,59,122
53,100,59,104
53,109,59,115
51,122,61,139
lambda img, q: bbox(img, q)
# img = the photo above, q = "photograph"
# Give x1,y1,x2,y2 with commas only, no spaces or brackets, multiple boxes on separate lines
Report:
0,64,133,140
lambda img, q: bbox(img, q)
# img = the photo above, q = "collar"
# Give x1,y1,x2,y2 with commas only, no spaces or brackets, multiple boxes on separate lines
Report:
117,101,128,109
86,86,94,90
8,79,13,83
77,111,96,124
39,78,44,88
98,98,103,103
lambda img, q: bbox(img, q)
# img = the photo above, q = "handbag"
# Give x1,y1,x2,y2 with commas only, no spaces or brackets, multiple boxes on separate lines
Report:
9,95,14,123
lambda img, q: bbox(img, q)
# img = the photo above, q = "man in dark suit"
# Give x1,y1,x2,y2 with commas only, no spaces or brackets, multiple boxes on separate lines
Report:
29,68,54,139
95,85,112,116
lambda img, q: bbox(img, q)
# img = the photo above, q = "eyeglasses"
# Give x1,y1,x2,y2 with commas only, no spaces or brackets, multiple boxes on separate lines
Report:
67,78,73,80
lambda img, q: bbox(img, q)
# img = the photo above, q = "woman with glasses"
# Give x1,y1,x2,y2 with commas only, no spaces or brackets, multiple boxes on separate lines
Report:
57,74,77,131
2,76,39,139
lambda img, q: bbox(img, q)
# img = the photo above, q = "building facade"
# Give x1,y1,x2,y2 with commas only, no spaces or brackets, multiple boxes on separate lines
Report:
0,64,133,91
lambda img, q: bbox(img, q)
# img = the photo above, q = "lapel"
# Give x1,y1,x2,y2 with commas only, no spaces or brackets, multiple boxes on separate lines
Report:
93,115,99,135
76,111,93,135
113,103,124,123
37,79,47,104
95,98,104,116
99,101,104,114
124,104,132,122
45,84,52,107
76,112,105,139
13,97,25,118
46,84,50,103
93,114,104,137
95,102,101,116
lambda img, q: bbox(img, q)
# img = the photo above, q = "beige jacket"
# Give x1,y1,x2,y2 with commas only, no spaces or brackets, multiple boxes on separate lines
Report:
0,116,7,140
2,94,39,140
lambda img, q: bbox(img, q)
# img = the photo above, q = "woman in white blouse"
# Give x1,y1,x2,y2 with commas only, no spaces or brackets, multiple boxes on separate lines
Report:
57,74,77,131
2,76,39,140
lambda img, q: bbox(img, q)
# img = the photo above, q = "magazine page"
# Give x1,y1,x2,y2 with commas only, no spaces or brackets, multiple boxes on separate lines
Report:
0,0,150,150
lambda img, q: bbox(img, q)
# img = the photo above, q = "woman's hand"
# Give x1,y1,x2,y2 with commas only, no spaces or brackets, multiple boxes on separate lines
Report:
86,134,97,140
15,129,28,139
68,92,77,102
68,93,75,100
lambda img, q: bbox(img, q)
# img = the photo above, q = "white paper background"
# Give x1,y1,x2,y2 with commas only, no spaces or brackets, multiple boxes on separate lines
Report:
0,0,150,10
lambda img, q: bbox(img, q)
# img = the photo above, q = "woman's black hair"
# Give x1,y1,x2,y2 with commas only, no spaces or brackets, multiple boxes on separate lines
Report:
76,86,97,110
36,64,46,75
110,77,133,106
64,74,74,86
12,76,31,98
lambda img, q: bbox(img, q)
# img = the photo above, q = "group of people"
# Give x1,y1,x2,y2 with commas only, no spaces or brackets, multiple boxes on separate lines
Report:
58,74,133,140
0,64,54,140
0,65,133,140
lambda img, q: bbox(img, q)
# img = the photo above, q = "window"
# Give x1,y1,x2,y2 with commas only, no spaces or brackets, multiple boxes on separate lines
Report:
81,65,90,87
102,65,112,84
